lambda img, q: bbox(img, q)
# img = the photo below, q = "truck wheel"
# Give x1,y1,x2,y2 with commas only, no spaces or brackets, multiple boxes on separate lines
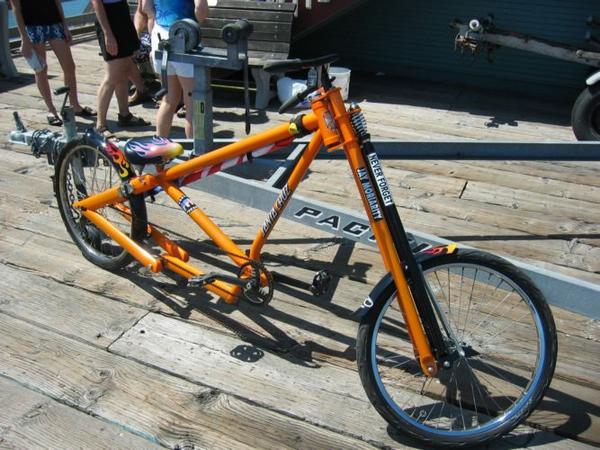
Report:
571,84,600,141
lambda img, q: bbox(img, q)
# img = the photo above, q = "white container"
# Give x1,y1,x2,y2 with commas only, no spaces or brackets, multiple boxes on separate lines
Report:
25,50,45,73
276,77,309,107
329,66,351,100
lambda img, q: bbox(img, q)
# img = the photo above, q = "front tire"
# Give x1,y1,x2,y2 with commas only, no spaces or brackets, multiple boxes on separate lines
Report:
356,249,557,447
571,84,600,141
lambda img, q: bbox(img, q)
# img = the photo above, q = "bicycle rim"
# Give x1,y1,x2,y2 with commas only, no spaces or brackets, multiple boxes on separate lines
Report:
56,143,136,267
368,257,551,442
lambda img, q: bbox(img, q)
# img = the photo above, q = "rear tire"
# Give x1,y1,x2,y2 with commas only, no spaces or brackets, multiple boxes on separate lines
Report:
571,84,600,141
356,249,557,447
54,140,147,271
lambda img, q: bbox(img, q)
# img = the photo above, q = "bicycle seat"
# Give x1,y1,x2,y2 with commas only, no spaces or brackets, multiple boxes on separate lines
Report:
263,54,339,73
124,136,184,165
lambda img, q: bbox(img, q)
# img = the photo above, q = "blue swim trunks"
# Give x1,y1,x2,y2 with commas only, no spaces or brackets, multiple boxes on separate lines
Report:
25,23,66,45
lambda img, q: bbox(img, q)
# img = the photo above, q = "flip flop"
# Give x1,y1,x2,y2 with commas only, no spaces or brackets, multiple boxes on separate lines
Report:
74,106,97,118
47,113,63,127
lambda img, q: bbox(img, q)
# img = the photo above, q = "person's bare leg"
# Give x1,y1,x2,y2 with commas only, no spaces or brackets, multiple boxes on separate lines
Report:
31,43,57,116
178,75,194,138
128,58,146,94
97,58,128,129
49,38,82,111
114,65,131,116
156,74,182,137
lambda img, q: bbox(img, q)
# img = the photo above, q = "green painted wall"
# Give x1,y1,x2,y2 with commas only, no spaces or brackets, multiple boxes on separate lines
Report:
293,1,599,100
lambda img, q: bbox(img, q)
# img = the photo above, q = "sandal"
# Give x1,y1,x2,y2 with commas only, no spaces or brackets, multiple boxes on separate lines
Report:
117,112,150,127
96,125,115,138
74,106,97,118
46,113,63,127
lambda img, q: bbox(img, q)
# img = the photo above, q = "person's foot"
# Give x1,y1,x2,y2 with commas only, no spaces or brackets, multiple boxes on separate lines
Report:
46,113,62,127
128,88,152,106
95,125,115,138
117,112,150,127
73,106,97,118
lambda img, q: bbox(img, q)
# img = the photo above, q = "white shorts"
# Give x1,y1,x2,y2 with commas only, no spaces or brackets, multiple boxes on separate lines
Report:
151,23,194,78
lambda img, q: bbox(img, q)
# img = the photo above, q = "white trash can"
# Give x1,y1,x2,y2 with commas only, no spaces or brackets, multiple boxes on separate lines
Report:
277,77,309,107
329,67,351,100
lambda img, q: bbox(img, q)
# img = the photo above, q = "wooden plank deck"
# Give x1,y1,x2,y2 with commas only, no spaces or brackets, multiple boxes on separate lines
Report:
0,37,599,449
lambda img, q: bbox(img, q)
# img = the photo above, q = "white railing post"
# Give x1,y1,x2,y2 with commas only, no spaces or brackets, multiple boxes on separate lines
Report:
0,0,18,78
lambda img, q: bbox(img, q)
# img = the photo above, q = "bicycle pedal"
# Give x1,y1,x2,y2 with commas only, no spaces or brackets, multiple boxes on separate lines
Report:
310,270,332,297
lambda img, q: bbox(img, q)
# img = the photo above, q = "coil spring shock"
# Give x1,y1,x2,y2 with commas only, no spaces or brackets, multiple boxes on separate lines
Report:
349,104,369,141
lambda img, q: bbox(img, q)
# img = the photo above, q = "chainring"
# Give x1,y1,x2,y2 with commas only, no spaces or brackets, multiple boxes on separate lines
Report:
237,261,274,306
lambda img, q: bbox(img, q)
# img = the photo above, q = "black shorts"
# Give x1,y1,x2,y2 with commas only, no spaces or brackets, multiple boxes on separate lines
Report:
95,0,140,62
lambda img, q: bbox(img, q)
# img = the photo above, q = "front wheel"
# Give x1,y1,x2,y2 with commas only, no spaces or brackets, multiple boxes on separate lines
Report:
356,249,557,447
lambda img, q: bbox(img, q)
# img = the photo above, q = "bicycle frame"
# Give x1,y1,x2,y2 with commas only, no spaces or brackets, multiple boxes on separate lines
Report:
71,86,439,376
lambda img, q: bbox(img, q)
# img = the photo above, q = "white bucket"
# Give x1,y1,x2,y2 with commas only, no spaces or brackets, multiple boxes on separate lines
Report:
277,77,309,107
329,66,351,100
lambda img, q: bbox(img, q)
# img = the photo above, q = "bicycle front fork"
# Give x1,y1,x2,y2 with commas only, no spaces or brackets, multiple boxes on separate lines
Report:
349,108,449,374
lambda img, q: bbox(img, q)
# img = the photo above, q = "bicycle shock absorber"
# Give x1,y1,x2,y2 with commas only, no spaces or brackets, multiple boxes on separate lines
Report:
349,105,369,140
349,106,448,365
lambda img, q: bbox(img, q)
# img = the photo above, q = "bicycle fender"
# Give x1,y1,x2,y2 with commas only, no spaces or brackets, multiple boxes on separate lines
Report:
414,244,458,264
353,244,458,320
353,273,394,320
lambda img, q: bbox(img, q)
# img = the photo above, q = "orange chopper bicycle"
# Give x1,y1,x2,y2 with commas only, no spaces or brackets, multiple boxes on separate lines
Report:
53,55,557,447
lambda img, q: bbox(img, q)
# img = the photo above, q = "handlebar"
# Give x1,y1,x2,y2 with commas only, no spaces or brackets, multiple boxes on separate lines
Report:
263,54,339,74
53,86,71,116
53,86,70,96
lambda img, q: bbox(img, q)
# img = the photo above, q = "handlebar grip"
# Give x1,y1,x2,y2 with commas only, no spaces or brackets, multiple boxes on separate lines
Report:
279,88,311,114
222,19,254,44
53,86,70,96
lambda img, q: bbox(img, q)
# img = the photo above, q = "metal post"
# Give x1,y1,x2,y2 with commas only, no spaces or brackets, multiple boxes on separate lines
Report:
192,66,213,154
0,0,18,78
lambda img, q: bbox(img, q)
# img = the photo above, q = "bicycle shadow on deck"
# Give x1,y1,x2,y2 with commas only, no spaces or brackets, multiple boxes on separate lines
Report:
119,236,596,448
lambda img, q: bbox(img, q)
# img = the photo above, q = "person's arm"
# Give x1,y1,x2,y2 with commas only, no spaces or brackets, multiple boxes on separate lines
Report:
9,0,32,58
52,0,72,43
194,0,208,24
91,0,118,56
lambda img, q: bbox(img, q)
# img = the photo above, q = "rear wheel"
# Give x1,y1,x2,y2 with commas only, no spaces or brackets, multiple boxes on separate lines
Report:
54,141,147,271
356,249,557,447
